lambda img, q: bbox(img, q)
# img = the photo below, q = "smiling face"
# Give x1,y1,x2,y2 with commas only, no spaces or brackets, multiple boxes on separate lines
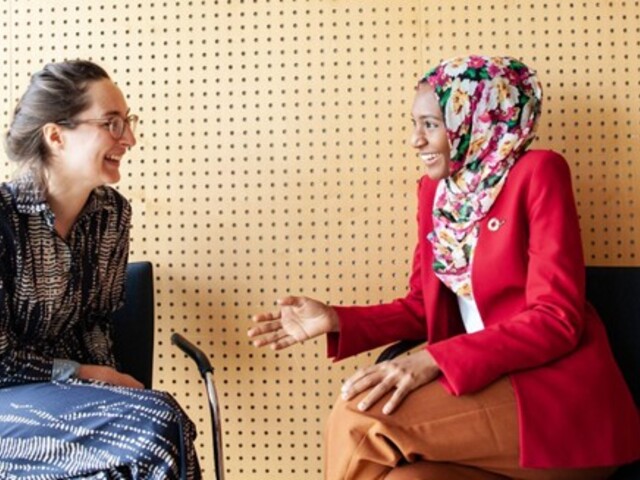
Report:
409,82,451,180
52,78,136,190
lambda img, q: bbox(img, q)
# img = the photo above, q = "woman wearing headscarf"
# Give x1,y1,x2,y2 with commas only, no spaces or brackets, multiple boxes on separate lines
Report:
249,55,640,479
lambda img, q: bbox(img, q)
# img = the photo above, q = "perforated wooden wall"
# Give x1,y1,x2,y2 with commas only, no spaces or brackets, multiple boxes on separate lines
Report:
1,1,638,478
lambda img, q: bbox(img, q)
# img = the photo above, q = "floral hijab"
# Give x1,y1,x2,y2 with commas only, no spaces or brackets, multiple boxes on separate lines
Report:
422,55,543,298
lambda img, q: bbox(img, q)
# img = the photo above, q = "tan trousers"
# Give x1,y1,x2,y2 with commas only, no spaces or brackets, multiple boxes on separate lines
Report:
325,377,617,480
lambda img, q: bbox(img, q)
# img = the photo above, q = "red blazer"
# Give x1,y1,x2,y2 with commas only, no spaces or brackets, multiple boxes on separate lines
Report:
328,150,640,468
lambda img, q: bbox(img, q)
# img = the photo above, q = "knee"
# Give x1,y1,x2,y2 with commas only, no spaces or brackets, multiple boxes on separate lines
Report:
326,395,388,445
325,398,402,479
327,396,365,434
141,390,197,440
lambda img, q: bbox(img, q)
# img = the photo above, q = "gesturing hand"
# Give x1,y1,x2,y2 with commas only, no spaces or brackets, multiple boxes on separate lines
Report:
341,349,440,415
248,296,339,350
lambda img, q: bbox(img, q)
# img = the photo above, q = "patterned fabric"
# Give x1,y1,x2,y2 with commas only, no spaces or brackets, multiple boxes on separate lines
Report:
0,176,200,479
0,174,129,386
0,381,200,479
422,55,543,297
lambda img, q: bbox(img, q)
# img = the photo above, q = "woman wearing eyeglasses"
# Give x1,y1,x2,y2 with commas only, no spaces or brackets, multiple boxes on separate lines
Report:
0,60,200,479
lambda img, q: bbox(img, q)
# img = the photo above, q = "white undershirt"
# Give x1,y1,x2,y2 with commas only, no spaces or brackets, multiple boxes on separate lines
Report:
457,295,485,333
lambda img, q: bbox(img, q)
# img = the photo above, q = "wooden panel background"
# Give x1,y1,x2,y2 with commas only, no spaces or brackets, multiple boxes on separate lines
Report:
1,1,638,478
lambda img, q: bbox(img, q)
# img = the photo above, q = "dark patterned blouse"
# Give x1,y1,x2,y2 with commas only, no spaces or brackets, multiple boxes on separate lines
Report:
0,174,130,388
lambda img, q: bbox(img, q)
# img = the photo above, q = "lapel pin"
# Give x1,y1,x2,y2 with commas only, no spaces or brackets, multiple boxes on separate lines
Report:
487,217,505,232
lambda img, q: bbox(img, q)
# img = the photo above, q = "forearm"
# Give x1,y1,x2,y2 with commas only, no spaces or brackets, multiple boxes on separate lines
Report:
81,317,117,366
427,309,582,395
328,301,426,360
0,348,56,387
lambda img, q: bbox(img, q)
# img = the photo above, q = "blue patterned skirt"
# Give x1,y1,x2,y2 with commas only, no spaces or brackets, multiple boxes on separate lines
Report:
0,380,201,479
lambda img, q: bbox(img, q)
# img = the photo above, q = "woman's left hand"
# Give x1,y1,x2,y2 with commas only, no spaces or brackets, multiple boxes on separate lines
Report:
76,365,144,389
341,349,440,415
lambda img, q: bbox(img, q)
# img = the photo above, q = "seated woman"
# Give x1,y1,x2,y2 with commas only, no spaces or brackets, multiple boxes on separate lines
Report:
0,60,200,479
249,55,640,479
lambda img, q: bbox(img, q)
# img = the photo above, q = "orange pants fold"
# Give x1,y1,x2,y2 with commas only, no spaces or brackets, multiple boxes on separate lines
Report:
324,377,615,480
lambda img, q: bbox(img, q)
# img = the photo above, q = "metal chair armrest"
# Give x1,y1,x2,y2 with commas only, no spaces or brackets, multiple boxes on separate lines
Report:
171,333,213,377
171,333,225,480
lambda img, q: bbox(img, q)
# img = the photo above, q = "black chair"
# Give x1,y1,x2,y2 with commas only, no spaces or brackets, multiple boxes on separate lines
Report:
585,267,640,480
376,266,640,479
111,261,225,479
111,261,155,389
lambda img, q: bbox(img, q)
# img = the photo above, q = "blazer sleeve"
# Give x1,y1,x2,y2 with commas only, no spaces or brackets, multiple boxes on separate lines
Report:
426,152,587,394
327,179,430,360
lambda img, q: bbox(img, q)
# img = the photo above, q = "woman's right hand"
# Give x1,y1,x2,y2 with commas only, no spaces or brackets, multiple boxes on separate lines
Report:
76,365,144,389
248,296,339,350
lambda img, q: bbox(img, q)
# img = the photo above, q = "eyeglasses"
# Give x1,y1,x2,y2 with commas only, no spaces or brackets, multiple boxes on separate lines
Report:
58,114,139,140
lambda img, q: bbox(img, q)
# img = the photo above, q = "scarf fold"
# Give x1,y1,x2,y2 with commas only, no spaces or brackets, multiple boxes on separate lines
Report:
423,55,543,298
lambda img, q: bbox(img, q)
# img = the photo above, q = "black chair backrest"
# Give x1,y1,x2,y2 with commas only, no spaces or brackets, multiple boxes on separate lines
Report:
111,261,155,388
586,266,640,406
